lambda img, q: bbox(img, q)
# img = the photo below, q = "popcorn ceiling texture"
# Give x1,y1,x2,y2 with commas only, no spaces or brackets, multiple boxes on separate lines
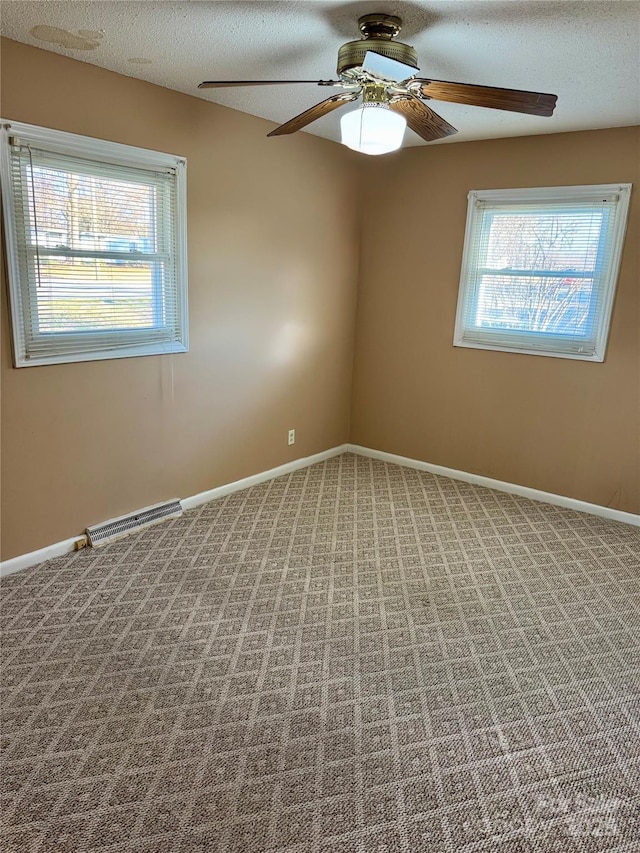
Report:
1,453,639,852
1,1,639,146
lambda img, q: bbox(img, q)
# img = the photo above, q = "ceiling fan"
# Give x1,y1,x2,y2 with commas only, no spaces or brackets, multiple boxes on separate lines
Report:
198,14,557,155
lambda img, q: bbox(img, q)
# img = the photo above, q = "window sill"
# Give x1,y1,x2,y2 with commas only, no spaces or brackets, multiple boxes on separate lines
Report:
14,340,189,368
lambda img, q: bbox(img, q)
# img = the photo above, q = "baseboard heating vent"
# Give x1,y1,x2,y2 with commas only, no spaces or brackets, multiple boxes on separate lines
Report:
86,499,183,547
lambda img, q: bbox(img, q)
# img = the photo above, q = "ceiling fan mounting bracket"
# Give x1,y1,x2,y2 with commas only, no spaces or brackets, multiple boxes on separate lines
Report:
358,14,402,40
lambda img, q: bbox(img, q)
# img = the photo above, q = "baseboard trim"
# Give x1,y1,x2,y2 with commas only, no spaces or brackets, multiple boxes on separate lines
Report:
180,444,349,511
347,444,640,527
0,443,349,578
0,537,79,579
4,441,635,577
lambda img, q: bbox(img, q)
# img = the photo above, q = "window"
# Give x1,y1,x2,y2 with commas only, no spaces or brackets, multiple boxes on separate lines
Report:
454,184,631,361
1,121,188,367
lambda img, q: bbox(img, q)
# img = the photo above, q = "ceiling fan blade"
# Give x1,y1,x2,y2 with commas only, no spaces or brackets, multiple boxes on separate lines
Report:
413,79,557,117
267,92,359,137
198,80,340,89
389,96,458,142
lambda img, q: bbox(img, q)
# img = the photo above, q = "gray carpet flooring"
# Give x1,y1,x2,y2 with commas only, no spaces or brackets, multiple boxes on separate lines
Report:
1,452,639,852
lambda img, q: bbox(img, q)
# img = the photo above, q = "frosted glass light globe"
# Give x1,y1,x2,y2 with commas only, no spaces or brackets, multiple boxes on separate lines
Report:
340,105,407,155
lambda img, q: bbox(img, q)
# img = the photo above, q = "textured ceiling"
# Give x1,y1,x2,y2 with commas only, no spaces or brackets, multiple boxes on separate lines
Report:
2,1,639,147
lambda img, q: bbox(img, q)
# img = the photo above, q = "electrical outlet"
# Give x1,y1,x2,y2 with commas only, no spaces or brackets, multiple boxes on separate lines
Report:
288,429,295,446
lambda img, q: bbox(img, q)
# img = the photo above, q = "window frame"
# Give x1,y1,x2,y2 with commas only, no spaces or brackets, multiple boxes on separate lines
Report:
0,119,189,367
453,184,632,362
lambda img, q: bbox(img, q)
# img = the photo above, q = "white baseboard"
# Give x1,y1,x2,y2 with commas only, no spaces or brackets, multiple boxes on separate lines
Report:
4,440,636,578
180,444,349,510
0,537,79,579
347,444,640,528
0,443,349,578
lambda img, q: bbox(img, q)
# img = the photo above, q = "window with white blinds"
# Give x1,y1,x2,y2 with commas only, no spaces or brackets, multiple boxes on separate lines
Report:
453,184,631,361
1,121,188,367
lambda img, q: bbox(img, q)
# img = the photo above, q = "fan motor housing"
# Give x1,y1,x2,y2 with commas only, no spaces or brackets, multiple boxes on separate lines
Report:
337,14,418,76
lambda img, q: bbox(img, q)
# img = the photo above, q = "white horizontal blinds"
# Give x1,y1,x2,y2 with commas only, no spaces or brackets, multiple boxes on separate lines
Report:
9,141,181,360
459,193,620,356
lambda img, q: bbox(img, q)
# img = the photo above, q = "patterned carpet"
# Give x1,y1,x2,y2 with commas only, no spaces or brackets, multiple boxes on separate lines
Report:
1,452,639,852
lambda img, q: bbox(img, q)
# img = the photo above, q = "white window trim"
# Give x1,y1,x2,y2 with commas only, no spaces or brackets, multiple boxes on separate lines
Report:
0,119,189,367
453,183,632,362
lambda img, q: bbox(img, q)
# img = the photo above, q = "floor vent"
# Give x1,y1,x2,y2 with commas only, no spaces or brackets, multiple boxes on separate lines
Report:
86,499,183,547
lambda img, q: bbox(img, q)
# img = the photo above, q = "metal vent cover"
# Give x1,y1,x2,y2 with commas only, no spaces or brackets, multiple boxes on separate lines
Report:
86,499,182,547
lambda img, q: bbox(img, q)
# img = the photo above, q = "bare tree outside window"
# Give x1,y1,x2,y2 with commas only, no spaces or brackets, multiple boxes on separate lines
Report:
26,165,160,332
475,210,604,337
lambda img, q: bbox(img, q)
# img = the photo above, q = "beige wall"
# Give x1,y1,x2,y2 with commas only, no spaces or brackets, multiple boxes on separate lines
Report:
352,126,640,513
2,40,638,561
0,39,361,560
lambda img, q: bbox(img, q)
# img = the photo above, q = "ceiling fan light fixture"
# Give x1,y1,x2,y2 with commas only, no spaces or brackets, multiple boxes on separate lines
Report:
340,103,407,155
